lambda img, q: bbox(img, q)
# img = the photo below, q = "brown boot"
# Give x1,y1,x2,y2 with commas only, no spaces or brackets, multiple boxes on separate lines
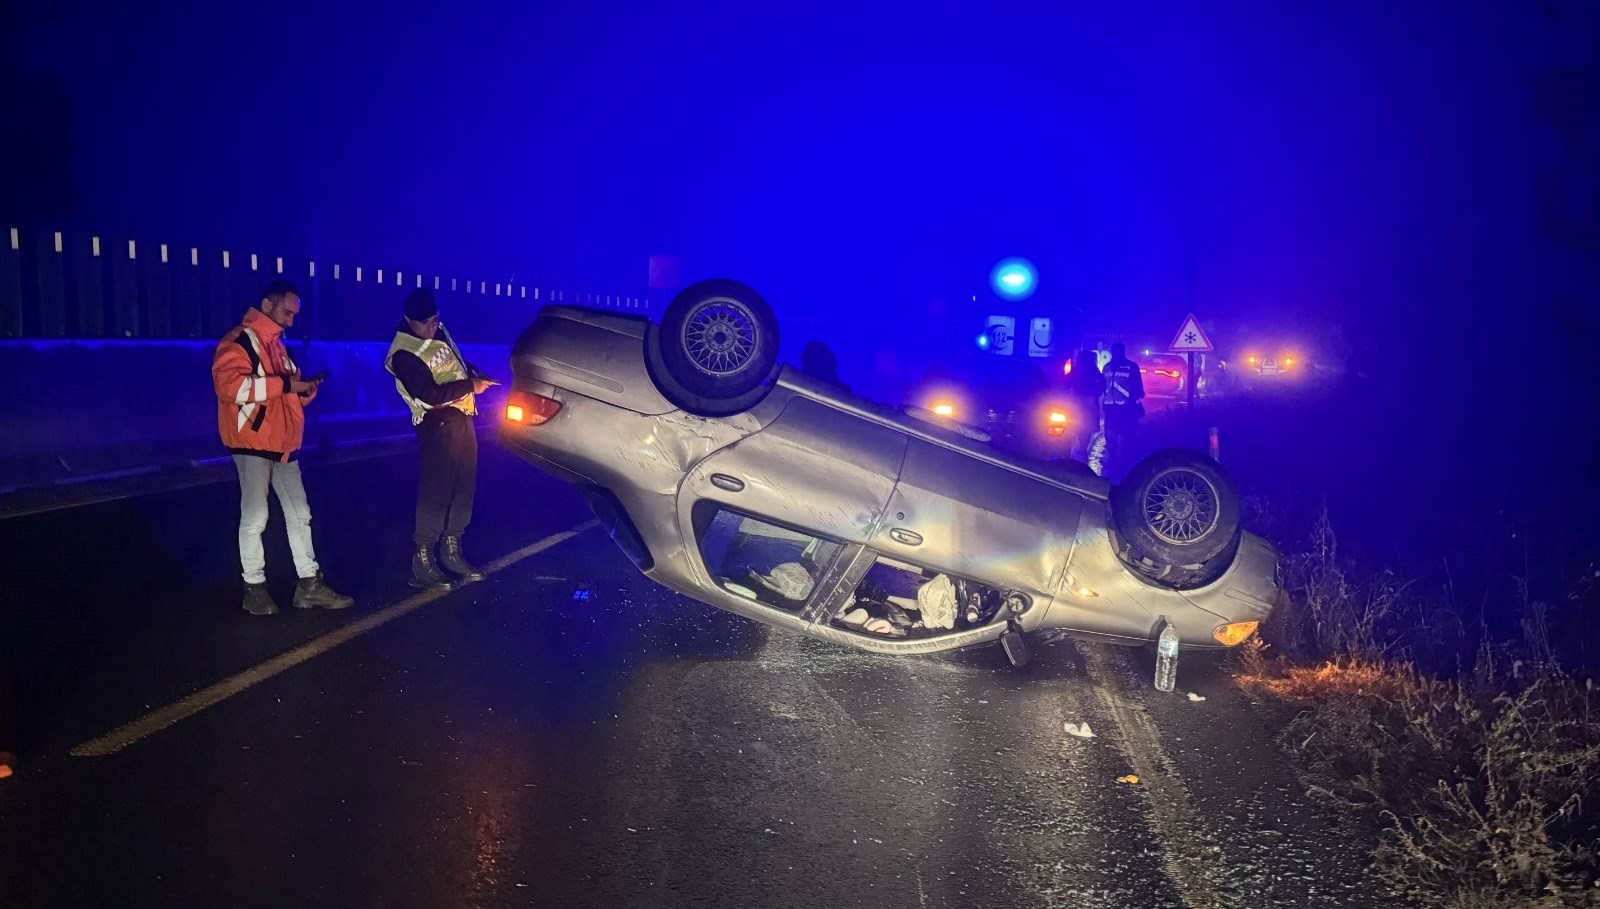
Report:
243,582,280,616
292,572,355,610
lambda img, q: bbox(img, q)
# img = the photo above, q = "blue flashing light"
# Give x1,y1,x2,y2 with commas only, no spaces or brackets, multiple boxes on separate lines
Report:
976,332,991,350
990,257,1038,301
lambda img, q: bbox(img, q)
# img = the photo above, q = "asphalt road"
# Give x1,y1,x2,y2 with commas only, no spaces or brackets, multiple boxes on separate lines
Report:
0,435,1404,908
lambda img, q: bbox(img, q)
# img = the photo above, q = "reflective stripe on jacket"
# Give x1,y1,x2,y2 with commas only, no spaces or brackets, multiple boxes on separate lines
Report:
212,307,304,460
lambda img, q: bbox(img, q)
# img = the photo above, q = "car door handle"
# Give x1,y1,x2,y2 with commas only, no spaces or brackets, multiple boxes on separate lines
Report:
889,528,923,546
709,473,745,492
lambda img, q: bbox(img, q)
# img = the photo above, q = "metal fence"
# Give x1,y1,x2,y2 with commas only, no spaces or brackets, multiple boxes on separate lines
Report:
0,227,652,343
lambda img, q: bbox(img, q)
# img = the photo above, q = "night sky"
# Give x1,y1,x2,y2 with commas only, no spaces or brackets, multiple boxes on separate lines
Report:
7,3,1591,318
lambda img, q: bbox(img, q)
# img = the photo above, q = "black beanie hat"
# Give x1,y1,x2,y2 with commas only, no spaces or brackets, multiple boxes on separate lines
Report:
404,289,438,321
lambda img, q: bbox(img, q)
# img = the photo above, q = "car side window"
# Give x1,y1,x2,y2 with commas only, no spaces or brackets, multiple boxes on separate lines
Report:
831,556,1008,638
699,508,844,611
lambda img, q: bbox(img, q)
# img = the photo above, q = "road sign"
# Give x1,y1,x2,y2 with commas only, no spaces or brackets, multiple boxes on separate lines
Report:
1028,317,1054,357
983,315,1015,355
1168,313,1213,352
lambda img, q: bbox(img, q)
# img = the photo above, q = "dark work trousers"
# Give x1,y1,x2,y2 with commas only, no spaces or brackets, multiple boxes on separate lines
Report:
415,411,478,547
1103,405,1141,478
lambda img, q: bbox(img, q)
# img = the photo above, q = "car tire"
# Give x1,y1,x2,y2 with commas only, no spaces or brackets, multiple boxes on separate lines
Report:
645,279,780,417
1110,448,1241,590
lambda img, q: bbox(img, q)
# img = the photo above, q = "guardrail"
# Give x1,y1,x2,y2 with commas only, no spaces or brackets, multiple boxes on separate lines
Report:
0,227,652,342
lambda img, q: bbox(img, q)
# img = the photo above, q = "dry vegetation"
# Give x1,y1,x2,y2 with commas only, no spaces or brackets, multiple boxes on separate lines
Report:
1236,509,1600,908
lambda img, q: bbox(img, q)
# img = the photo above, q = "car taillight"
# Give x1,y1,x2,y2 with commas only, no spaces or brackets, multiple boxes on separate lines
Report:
1047,426,1066,436
504,390,562,426
1213,621,1259,647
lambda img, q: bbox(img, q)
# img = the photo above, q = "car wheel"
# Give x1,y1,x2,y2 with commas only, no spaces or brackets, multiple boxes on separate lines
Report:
645,279,780,416
1111,448,1241,590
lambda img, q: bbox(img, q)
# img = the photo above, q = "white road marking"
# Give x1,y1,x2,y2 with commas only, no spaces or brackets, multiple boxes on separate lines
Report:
1081,643,1228,909
70,521,597,757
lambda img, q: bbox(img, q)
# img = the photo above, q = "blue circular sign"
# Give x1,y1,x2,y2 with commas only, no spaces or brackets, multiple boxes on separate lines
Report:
990,257,1038,301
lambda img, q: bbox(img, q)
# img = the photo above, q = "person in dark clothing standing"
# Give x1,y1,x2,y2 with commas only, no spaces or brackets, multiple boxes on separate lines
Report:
800,340,851,393
1101,342,1146,477
1064,348,1105,466
386,289,495,589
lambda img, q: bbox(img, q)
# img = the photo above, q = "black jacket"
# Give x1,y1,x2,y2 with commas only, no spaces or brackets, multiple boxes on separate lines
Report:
1102,356,1145,407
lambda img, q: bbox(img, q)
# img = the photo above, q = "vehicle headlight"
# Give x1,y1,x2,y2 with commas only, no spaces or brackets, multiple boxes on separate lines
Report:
1213,621,1259,646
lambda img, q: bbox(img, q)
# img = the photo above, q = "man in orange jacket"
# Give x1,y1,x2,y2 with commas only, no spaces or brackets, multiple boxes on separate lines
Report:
212,281,354,615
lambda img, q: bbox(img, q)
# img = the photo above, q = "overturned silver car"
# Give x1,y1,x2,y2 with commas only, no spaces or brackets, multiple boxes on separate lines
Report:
500,280,1277,665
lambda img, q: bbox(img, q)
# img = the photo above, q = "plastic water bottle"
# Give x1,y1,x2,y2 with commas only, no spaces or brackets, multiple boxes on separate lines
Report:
1155,621,1180,693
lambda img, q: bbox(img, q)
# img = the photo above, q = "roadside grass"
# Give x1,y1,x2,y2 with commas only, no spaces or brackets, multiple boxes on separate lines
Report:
1235,509,1600,909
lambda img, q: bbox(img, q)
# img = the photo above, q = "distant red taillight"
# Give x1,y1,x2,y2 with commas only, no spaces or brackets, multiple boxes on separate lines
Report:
504,390,562,426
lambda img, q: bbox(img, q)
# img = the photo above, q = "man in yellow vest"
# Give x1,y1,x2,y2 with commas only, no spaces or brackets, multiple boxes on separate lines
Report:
386,289,495,589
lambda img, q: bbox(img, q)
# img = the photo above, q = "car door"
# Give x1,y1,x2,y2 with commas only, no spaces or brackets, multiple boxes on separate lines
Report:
679,395,908,616
869,438,1086,601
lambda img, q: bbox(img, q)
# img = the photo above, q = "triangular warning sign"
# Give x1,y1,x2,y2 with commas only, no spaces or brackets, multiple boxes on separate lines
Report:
1168,314,1213,352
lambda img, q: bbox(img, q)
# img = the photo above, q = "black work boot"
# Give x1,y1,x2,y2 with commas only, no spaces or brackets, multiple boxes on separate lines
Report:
439,535,485,582
242,582,280,616
293,572,355,610
409,544,454,590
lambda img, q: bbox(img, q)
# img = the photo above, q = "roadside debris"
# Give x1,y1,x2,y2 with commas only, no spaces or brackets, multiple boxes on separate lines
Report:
1117,774,1140,785
1063,722,1096,739
1187,692,1207,702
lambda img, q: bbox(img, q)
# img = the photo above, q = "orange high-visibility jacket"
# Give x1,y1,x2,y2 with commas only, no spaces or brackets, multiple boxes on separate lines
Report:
212,307,306,461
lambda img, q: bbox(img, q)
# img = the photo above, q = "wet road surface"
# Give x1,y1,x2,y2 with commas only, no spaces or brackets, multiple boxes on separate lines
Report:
1,437,1402,908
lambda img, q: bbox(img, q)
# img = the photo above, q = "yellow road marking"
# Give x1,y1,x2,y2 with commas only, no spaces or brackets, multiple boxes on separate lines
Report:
70,521,597,757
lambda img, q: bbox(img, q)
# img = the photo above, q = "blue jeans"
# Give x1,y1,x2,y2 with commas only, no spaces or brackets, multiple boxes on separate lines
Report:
232,455,320,585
